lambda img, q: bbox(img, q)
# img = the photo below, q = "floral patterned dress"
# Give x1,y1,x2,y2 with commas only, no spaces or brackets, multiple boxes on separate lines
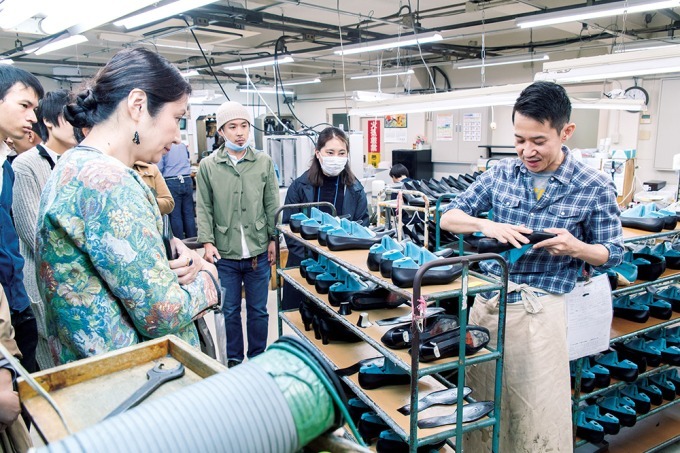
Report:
35,146,216,364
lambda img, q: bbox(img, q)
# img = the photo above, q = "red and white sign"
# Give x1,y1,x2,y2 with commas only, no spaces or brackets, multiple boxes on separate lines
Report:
368,119,381,155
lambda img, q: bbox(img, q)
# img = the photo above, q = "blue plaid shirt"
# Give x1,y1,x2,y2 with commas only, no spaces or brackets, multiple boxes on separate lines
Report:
445,147,623,295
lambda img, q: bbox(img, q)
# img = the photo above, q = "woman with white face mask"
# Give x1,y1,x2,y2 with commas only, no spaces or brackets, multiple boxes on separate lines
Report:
281,126,368,310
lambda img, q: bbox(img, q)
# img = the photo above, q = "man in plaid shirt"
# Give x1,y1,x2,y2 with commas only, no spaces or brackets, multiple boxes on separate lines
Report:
441,81,623,452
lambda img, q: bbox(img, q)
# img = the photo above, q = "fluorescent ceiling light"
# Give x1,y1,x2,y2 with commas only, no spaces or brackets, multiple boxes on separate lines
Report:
40,0,158,34
154,42,214,52
517,0,680,28
454,53,549,69
571,98,645,111
0,59,14,65
613,38,680,53
352,90,402,101
280,77,321,86
0,0,46,29
349,83,529,116
238,86,294,95
535,45,680,83
181,69,200,77
349,68,414,80
114,0,218,29
34,35,88,56
334,32,443,56
223,55,294,71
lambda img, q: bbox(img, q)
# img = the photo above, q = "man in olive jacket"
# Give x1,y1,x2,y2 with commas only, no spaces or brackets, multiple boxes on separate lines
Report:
196,101,279,368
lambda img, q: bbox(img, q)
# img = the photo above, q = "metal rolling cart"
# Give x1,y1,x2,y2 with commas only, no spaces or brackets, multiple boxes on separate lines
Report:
273,202,509,452
572,227,680,451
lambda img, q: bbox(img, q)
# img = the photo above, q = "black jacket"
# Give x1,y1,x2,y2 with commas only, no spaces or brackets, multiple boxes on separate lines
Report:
282,170,368,266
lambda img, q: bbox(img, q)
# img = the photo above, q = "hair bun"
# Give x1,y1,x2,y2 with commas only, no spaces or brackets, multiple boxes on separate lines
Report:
64,88,96,128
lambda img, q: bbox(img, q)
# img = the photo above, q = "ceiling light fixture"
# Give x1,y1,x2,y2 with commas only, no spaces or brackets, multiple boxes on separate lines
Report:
237,85,294,95
334,32,443,56
517,0,680,28
0,59,14,65
613,38,680,53
535,45,680,83
454,53,549,69
351,90,403,101
0,0,46,30
114,0,218,29
181,69,200,77
224,55,294,71
40,0,158,34
33,34,88,56
349,83,529,116
280,77,321,86
349,68,414,80
570,98,645,111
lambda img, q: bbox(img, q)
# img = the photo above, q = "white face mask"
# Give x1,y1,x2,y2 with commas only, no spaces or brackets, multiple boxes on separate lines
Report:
319,155,348,176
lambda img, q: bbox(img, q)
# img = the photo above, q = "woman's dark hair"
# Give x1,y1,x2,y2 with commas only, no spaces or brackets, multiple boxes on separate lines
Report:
64,47,191,129
512,81,571,135
35,89,72,140
308,126,357,188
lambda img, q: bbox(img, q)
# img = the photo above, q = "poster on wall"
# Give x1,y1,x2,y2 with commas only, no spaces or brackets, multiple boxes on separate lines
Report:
384,113,408,143
462,113,482,142
384,128,408,143
436,113,454,141
384,114,407,128
367,119,381,154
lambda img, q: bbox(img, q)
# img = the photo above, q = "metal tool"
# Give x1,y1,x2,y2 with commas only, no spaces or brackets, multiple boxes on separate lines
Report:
375,307,445,326
105,362,185,420
397,386,473,415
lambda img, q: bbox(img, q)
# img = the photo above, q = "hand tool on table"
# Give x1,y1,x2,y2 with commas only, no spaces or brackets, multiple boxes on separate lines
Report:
105,362,185,420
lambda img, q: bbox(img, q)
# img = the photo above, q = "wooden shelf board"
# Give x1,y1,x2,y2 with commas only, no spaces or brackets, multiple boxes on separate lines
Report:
281,310,496,441
607,403,680,453
611,312,680,340
622,227,680,241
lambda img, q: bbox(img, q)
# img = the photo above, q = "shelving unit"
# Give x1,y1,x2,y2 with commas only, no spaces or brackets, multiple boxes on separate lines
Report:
274,218,509,452
572,226,680,450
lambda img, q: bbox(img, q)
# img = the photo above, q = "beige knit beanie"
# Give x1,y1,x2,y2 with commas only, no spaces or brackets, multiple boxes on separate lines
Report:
216,101,252,131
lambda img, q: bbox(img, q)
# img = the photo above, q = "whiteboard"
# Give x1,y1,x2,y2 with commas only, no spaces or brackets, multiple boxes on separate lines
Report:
654,78,680,170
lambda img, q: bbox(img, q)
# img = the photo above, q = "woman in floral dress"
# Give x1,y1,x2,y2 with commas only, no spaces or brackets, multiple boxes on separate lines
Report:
35,48,218,364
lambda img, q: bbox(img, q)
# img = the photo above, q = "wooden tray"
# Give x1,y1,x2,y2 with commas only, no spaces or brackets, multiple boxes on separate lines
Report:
18,335,226,443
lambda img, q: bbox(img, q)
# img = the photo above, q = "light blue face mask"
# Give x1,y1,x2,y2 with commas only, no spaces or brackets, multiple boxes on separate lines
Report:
225,138,249,152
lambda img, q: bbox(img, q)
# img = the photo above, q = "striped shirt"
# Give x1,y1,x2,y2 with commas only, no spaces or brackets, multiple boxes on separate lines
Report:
445,147,624,295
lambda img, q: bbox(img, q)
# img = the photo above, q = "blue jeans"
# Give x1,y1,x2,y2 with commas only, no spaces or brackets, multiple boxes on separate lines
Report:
217,252,270,362
165,176,197,239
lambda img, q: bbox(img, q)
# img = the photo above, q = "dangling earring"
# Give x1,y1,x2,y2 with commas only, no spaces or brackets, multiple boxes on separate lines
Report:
132,131,140,145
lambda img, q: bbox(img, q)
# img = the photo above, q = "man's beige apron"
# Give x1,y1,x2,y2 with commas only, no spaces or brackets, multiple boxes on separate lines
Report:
463,282,573,452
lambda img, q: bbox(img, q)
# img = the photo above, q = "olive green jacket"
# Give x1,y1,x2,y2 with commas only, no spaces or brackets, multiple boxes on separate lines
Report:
196,145,279,259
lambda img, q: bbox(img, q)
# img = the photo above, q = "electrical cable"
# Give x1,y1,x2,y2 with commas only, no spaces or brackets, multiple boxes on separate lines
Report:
336,0,350,115
181,16,229,101
406,0,437,93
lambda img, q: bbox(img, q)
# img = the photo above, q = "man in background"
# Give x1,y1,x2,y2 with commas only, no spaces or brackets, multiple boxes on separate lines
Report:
13,89,77,370
0,65,44,372
158,142,197,239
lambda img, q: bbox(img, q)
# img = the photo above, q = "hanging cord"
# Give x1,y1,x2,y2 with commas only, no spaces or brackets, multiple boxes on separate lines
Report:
480,3,486,88
267,342,367,447
406,0,436,93
181,16,229,101
243,70,296,133
0,343,73,435
336,0,350,115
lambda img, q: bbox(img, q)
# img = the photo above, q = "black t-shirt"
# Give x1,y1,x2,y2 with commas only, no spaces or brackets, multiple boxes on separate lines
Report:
317,174,345,216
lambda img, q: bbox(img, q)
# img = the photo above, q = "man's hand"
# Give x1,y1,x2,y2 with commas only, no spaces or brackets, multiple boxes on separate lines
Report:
532,227,583,257
203,243,221,264
268,241,276,266
479,220,533,249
